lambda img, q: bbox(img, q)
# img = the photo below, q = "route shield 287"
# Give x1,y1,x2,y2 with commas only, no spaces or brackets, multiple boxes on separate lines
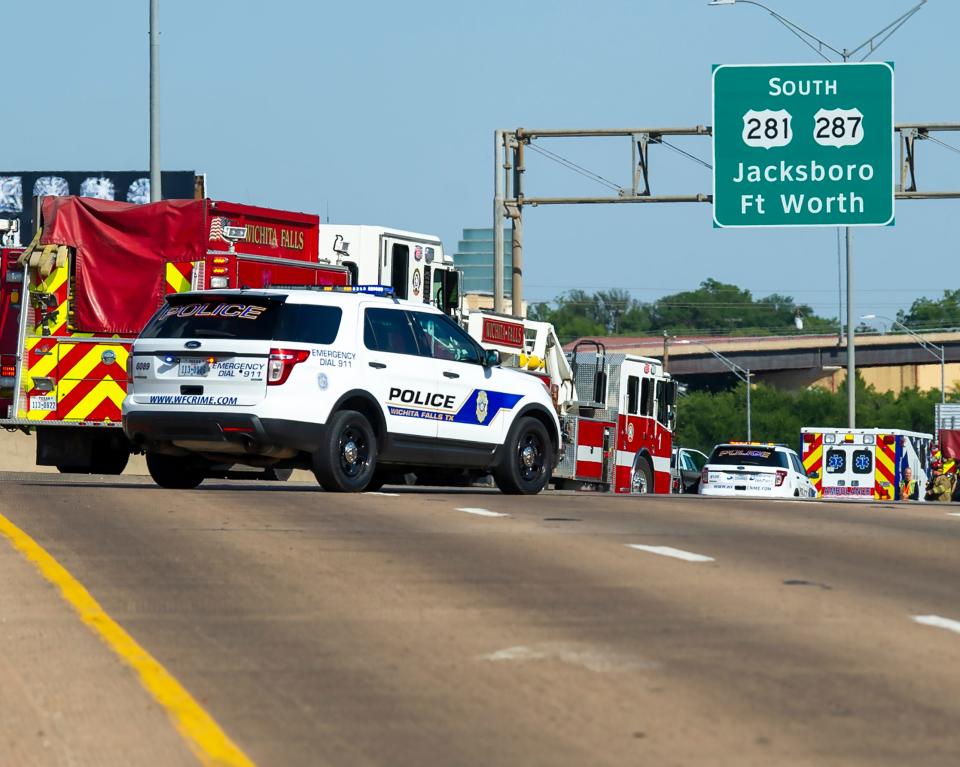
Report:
712,62,894,228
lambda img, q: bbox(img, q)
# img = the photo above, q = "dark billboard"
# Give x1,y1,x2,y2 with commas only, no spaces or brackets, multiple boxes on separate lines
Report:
0,170,200,245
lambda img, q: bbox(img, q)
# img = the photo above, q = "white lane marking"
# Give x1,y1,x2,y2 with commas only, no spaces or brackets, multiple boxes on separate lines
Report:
367,492,399,496
947,513,960,517
912,615,960,635
480,643,658,673
456,507,508,518
626,544,714,562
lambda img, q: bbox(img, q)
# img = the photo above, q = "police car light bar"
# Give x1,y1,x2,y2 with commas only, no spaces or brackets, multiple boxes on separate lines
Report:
321,285,395,296
265,284,396,297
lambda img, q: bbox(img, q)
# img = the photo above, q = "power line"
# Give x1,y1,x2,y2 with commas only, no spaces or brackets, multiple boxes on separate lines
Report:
525,143,623,193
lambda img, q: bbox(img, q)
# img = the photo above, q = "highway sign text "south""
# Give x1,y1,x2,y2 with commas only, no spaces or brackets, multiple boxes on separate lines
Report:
712,62,894,228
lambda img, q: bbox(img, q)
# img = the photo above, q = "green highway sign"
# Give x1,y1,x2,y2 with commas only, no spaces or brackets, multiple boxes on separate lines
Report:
712,62,894,228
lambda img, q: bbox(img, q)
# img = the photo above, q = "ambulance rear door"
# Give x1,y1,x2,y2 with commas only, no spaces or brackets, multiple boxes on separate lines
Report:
821,434,876,499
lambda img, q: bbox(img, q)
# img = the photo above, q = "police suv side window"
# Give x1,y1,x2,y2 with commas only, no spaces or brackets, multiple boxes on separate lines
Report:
363,308,421,356
409,311,481,364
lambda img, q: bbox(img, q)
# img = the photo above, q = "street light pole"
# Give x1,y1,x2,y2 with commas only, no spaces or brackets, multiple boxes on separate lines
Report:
149,0,161,202
710,0,927,429
861,314,947,404
678,340,752,440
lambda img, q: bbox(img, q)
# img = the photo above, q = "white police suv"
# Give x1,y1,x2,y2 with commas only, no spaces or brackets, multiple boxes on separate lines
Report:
698,442,815,499
122,287,561,494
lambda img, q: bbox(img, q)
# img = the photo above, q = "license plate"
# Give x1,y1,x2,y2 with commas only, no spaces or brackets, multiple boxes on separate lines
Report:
30,395,56,411
179,359,208,377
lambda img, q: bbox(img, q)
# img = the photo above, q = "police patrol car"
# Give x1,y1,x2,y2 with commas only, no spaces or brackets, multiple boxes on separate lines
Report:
698,442,815,499
122,286,561,493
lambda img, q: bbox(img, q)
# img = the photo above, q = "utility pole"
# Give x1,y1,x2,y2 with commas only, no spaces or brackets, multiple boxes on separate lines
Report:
149,0,162,202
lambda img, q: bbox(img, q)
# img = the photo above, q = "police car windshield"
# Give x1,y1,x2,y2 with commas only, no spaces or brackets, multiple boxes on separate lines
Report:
140,298,342,344
708,446,789,468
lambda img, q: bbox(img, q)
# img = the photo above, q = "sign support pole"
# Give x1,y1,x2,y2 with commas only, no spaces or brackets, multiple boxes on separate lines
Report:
846,225,855,427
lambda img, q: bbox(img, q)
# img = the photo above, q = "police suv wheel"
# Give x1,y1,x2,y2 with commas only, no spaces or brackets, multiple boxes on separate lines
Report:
493,417,553,495
314,410,377,492
145,452,205,489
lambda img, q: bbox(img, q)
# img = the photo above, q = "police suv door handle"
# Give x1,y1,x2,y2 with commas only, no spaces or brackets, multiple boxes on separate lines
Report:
369,361,387,369
443,371,460,379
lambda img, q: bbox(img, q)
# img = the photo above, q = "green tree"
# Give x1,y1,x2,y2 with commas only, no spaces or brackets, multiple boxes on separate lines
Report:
531,279,837,342
898,289,960,329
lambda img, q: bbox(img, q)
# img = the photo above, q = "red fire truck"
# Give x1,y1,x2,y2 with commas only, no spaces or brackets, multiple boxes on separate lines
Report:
465,312,677,493
0,196,350,474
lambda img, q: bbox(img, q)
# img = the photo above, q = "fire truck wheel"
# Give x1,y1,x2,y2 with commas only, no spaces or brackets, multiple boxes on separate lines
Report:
313,410,377,492
630,457,653,494
493,417,553,495
261,467,293,481
91,445,130,475
146,452,206,489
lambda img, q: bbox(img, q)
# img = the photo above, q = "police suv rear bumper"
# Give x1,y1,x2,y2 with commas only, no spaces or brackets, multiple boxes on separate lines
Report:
123,411,325,455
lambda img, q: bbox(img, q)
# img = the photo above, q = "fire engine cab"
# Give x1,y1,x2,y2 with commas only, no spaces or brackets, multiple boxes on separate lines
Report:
0,196,350,474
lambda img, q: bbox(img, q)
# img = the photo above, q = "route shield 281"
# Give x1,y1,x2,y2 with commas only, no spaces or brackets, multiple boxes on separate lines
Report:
712,62,894,228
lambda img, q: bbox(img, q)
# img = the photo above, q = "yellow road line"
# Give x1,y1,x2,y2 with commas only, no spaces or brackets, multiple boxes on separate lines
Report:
0,512,256,767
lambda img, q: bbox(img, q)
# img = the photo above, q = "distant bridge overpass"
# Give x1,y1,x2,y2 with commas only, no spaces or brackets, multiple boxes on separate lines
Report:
566,331,960,394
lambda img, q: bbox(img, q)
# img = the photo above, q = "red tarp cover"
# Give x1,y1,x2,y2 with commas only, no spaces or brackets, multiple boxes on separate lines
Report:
941,430,960,462
39,196,205,335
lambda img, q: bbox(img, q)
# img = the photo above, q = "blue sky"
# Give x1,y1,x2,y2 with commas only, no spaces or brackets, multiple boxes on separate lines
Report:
6,0,957,324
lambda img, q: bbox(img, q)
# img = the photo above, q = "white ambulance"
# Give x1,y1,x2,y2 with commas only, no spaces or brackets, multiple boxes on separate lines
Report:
800,427,932,500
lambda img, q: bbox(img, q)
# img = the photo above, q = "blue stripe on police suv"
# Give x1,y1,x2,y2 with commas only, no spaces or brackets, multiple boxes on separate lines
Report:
452,389,523,425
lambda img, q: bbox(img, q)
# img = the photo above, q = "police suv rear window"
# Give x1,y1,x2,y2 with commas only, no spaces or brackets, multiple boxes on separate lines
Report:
709,447,789,468
140,298,341,343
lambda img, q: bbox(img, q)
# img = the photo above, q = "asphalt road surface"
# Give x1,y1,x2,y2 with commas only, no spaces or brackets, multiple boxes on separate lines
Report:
2,473,960,766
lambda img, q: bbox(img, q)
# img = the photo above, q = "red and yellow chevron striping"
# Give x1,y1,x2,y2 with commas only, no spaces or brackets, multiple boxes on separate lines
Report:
19,340,129,422
802,433,823,496
165,262,193,294
874,435,897,500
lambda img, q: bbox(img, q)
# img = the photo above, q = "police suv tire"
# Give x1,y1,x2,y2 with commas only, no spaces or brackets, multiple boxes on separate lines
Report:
313,410,377,493
146,452,205,489
493,417,553,495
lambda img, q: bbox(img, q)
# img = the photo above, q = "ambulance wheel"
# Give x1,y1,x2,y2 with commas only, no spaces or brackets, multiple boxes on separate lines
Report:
493,417,553,495
261,467,293,481
146,452,205,489
630,457,653,495
314,410,377,492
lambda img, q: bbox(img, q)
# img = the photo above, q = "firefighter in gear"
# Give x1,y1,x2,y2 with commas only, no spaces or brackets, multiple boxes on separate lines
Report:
926,462,956,502
899,466,920,501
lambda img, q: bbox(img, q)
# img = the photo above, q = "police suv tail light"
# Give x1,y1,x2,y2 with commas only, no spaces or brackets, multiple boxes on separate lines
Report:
775,469,788,487
267,348,310,386
126,356,134,387
701,467,709,485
